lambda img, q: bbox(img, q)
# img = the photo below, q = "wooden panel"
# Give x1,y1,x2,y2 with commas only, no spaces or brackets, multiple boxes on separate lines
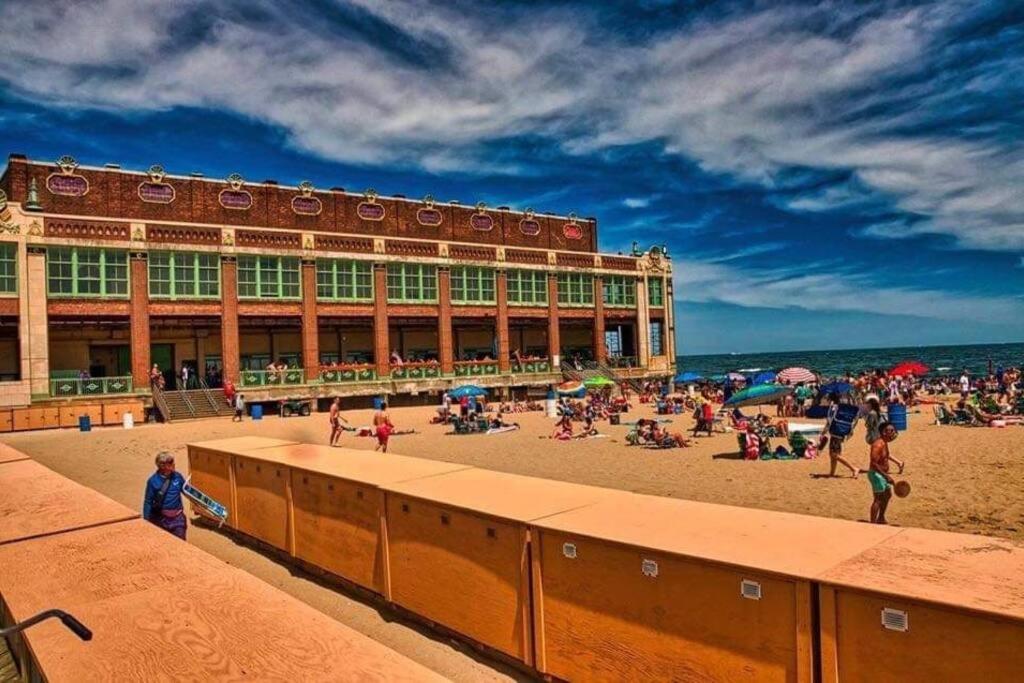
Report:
101,401,143,425
189,436,296,456
386,494,530,660
0,442,28,463
0,408,12,433
536,529,803,682
291,470,383,592
58,404,103,428
831,588,1024,683
245,443,470,485
12,407,30,431
233,455,289,549
0,460,136,545
186,447,235,528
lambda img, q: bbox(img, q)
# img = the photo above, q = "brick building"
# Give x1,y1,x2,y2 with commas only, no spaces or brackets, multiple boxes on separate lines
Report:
0,154,675,414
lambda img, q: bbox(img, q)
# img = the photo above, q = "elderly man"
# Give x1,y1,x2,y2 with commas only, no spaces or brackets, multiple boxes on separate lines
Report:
142,452,187,539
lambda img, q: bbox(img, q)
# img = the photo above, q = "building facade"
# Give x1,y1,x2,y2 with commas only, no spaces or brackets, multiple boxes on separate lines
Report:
0,154,675,408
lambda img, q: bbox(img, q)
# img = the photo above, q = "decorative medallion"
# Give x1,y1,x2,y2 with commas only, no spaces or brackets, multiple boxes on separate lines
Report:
291,180,323,216
416,194,443,227
470,201,494,231
222,230,235,246
562,212,583,240
0,190,17,234
218,173,253,210
357,189,385,221
303,234,315,250
137,164,176,204
27,220,43,237
132,226,145,241
519,208,541,236
46,155,89,197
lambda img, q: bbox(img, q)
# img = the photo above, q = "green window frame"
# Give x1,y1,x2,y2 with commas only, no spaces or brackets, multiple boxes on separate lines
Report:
0,243,15,294
451,266,495,304
506,269,547,306
556,273,594,307
46,247,128,298
603,275,637,307
647,277,664,307
316,259,373,302
386,263,437,303
148,251,220,299
237,255,301,299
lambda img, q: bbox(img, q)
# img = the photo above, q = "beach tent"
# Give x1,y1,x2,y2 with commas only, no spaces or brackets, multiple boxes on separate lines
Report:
725,384,794,408
776,367,816,384
583,376,616,389
889,361,929,377
449,385,488,399
675,372,703,383
750,371,776,386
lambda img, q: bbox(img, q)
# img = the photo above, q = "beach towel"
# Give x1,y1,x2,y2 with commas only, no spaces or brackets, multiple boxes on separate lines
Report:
486,425,520,435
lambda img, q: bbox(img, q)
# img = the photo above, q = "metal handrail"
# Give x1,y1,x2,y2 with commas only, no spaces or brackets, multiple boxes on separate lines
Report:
0,609,91,641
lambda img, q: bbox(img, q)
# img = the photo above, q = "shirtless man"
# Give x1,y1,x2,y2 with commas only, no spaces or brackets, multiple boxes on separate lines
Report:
328,397,347,447
868,422,905,525
373,402,394,453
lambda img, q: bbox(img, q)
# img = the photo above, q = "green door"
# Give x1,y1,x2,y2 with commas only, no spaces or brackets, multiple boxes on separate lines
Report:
151,343,175,389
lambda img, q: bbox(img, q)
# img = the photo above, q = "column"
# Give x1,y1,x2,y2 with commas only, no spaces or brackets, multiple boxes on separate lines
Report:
23,246,50,395
495,269,510,373
665,275,677,365
221,256,240,385
129,252,151,389
437,267,454,374
635,275,650,368
373,264,390,377
546,273,560,368
300,259,319,381
592,275,606,364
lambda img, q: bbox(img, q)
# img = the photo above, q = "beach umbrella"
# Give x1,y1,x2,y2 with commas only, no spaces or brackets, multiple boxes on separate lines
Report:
751,371,776,385
725,383,794,408
584,376,616,388
675,371,703,383
819,381,854,395
777,367,816,384
709,374,727,382
556,380,585,394
448,385,488,399
889,361,929,377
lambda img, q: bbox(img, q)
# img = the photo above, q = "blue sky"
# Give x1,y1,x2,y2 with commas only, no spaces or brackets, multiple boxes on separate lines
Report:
0,0,1021,354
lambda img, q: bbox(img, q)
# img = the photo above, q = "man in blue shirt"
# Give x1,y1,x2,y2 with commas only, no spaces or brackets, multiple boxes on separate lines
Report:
142,452,187,540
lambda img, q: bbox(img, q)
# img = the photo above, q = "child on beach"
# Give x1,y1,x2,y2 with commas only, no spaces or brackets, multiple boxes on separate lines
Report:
868,421,905,524
329,397,349,447
373,402,394,453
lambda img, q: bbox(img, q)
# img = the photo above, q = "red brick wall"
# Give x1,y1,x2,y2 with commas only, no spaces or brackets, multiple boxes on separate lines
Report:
547,273,560,365
221,258,240,384
129,255,151,389
593,276,606,363
496,271,510,372
301,260,319,380
373,265,389,375
437,268,453,374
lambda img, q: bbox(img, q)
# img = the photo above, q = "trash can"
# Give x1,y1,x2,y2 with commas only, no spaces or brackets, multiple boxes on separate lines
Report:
78,415,92,432
887,403,907,431
251,404,264,421
122,412,134,429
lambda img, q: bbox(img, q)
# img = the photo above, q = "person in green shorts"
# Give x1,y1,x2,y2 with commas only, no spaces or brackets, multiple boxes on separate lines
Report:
868,422,904,524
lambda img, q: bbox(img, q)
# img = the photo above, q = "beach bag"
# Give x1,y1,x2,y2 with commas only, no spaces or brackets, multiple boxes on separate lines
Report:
828,404,859,438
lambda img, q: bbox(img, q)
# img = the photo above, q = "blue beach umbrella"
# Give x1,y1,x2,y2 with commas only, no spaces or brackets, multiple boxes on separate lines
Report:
675,372,703,383
819,381,854,395
449,385,488,399
751,371,776,386
725,383,794,408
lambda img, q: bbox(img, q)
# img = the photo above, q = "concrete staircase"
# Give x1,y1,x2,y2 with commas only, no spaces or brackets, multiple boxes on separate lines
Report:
154,383,234,423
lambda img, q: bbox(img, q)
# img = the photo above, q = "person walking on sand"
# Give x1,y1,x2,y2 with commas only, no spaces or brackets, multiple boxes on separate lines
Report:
373,401,394,453
328,397,348,447
868,422,905,525
823,392,861,478
142,452,187,540
233,393,245,422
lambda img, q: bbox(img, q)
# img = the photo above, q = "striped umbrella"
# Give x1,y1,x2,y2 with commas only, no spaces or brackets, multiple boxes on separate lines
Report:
776,367,817,384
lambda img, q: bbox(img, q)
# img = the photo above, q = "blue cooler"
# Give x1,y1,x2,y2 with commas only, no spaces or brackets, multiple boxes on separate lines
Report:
78,415,91,432
887,403,907,431
251,404,263,420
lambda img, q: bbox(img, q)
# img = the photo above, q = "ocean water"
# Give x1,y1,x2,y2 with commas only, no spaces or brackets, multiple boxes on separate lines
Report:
678,342,1024,379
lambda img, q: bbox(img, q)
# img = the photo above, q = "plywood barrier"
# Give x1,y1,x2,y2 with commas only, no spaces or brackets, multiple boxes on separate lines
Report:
382,469,619,664
0,459,137,546
529,494,902,682
818,528,1024,683
0,408,11,432
101,400,144,425
0,519,445,682
58,404,103,428
0,442,29,464
11,407,30,431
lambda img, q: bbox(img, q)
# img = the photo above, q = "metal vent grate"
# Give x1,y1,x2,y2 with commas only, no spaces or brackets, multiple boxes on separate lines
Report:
562,542,577,559
740,579,762,600
881,608,909,632
641,559,659,578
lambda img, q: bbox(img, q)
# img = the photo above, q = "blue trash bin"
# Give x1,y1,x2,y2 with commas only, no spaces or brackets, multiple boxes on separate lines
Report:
887,403,907,431
78,415,91,432
251,404,263,421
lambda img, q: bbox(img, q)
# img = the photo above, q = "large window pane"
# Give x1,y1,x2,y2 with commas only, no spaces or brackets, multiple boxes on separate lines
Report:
47,247,128,298
557,273,594,307
0,243,15,294
386,264,437,303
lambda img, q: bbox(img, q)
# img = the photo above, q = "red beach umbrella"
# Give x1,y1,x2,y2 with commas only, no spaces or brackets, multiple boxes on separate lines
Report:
889,361,929,377
776,367,816,384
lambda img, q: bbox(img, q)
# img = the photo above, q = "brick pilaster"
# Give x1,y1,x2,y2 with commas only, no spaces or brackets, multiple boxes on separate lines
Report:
547,273,560,368
221,256,241,384
496,269,510,373
593,275,606,364
373,264,390,376
24,247,50,395
129,252,151,389
437,267,454,374
301,259,319,381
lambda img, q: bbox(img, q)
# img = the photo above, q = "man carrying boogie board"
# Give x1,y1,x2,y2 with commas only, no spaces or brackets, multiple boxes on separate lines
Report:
821,392,862,478
142,451,188,540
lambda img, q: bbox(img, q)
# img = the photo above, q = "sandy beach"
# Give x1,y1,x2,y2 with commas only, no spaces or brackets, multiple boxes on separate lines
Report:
4,402,1023,679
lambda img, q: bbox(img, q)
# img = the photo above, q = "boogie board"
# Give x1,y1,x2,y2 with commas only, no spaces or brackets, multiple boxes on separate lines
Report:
183,480,229,527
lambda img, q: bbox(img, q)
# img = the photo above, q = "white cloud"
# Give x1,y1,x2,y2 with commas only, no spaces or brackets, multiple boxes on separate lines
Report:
0,0,1020,251
623,197,652,209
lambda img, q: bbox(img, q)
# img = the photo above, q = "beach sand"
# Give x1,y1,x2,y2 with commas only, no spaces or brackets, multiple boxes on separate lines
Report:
4,402,1022,680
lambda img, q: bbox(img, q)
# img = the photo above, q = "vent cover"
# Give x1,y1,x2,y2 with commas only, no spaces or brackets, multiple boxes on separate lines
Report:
740,579,762,600
882,608,909,632
641,559,659,578
562,542,577,559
